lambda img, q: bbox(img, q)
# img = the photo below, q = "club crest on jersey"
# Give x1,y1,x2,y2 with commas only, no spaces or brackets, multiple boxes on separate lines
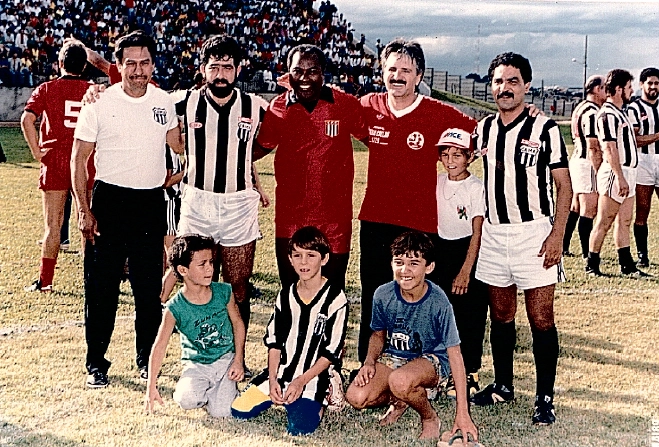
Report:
237,118,253,142
152,107,167,125
313,313,328,336
189,122,203,129
519,139,540,167
325,120,339,137
407,131,424,150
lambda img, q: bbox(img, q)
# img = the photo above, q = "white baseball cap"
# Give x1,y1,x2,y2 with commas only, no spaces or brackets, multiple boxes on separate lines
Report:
436,128,473,150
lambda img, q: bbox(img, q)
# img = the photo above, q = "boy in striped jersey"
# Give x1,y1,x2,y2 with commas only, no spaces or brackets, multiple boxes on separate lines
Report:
627,67,659,268
588,69,647,277
471,53,572,426
231,227,348,436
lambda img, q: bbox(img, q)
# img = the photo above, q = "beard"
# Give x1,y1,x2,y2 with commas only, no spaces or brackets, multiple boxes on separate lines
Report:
207,78,236,98
646,89,659,101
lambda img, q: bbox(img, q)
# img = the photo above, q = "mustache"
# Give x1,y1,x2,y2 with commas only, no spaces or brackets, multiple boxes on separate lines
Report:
497,91,514,99
212,79,230,85
390,80,406,85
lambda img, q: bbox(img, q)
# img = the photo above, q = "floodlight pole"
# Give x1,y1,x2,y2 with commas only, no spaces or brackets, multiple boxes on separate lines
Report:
582,35,588,100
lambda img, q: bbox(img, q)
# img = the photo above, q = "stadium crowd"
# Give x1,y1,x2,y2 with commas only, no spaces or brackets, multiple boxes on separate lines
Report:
0,0,384,94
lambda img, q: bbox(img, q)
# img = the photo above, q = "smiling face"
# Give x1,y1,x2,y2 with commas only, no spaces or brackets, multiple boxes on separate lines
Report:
641,76,659,102
440,146,473,181
391,252,434,299
289,245,328,282
117,46,154,97
288,51,324,103
383,52,422,102
491,64,530,113
178,248,214,288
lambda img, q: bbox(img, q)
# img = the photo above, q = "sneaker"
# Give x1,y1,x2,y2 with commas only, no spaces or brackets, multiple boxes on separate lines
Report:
467,372,480,397
24,280,52,292
637,253,650,268
585,265,605,277
86,370,109,388
532,395,556,425
138,366,148,381
445,374,456,399
326,369,347,411
621,267,651,278
470,382,514,406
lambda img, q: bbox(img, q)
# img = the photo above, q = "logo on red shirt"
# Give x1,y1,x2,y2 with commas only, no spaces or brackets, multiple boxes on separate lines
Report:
407,131,424,150
325,120,339,138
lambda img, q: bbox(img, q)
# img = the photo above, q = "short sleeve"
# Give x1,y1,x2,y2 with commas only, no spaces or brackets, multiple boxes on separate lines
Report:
73,102,99,143
255,103,281,150
627,105,640,129
370,285,389,331
544,120,569,169
597,113,618,142
24,83,45,116
470,178,486,218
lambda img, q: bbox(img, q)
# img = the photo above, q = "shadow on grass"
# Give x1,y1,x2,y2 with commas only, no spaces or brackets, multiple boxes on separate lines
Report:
0,420,88,447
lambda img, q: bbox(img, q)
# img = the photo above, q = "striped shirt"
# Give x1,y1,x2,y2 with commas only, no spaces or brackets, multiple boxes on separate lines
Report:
596,101,638,168
627,98,659,154
570,100,599,160
264,281,348,404
175,87,267,193
476,109,569,225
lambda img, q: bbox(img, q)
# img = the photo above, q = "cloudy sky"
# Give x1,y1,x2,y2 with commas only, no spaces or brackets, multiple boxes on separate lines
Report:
330,0,659,88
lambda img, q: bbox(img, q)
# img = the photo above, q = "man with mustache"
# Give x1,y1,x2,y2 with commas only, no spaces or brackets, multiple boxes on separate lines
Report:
71,30,184,388
627,67,659,268
471,53,571,426
587,69,646,276
170,35,268,366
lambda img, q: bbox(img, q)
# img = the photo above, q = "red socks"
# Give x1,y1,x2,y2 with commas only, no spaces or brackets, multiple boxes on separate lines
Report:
39,257,57,287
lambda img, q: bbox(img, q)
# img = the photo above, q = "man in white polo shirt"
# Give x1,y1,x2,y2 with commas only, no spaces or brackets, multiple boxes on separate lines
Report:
71,31,183,389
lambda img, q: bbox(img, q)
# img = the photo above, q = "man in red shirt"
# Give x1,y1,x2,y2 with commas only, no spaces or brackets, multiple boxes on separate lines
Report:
357,39,476,363
21,41,95,292
257,44,367,291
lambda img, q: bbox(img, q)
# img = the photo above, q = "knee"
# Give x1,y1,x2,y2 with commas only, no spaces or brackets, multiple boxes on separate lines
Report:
345,383,369,409
173,388,205,411
388,370,413,398
490,308,515,324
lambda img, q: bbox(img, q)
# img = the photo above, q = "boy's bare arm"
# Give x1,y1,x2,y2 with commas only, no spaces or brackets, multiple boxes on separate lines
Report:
283,357,332,404
144,310,176,413
453,215,484,295
354,330,386,387
226,293,245,382
268,348,285,404
446,345,478,442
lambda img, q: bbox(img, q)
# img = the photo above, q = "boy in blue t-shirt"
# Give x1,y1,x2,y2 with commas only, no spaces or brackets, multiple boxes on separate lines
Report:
345,231,477,442
144,234,246,417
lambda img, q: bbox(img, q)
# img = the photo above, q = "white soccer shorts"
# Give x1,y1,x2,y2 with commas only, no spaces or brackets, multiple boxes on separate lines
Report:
569,157,597,194
177,184,261,246
597,165,637,204
476,217,566,290
636,153,659,187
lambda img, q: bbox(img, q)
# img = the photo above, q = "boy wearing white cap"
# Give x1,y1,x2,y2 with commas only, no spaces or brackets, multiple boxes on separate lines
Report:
434,128,488,399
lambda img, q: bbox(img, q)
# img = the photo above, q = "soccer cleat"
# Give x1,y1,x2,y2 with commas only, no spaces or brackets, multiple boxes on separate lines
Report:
532,394,556,425
24,280,52,292
326,369,347,412
637,253,650,268
138,366,148,381
621,267,651,278
585,264,605,277
86,370,109,388
470,382,514,406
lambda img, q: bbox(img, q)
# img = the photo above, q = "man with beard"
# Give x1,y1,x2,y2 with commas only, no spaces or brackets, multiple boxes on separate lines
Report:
627,68,659,267
170,35,268,357
71,30,184,388
256,44,367,291
470,53,571,426
587,69,646,276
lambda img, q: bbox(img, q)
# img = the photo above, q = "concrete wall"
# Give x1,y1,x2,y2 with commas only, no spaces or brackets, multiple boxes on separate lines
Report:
0,87,34,121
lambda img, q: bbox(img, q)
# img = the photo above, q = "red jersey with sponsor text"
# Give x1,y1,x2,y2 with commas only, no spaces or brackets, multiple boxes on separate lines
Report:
257,87,367,253
359,93,476,233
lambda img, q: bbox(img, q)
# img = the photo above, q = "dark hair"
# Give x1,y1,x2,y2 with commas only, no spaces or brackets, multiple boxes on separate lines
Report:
286,44,327,72
288,226,331,257
488,52,532,84
168,234,215,281
584,75,604,94
200,34,243,67
640,67,659,83
59,41,87,75
390,231,435,265
114,30,156,63
380,38,425,75
604,69,634,96
439,145,473,160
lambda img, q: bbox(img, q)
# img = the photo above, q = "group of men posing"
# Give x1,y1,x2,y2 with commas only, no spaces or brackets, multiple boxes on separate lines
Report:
564,67,659,278
23,26,650,440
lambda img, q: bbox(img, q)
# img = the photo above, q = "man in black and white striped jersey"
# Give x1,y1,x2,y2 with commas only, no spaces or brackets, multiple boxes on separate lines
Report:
470,53,572,426
627,67,659,268
588,69,647,277
172,35,268,353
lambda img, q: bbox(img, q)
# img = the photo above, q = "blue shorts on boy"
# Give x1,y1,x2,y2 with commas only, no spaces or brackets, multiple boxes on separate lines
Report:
370,280,460,379
231,281,348,435
166,282,237,417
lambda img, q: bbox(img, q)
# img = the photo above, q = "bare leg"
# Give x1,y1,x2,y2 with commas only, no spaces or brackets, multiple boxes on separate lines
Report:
589,195,621,253
220,241,256,330
346,362,394,410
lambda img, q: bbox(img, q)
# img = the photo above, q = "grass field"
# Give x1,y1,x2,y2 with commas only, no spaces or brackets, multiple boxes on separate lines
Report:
1,125,658,447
